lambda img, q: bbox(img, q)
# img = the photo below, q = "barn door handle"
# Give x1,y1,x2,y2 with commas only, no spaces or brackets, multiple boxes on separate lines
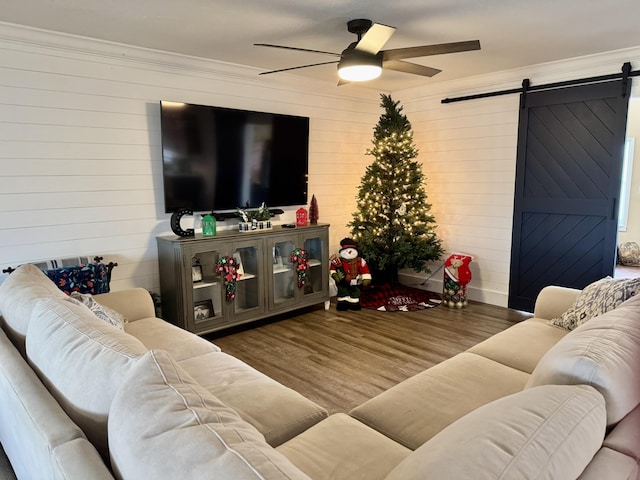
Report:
611,197,617,219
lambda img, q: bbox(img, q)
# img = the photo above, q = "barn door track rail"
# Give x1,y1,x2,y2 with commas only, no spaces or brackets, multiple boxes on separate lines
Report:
442,62,636,106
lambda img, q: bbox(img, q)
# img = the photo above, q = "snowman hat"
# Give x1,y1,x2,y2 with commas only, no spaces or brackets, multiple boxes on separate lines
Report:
339,238,358,252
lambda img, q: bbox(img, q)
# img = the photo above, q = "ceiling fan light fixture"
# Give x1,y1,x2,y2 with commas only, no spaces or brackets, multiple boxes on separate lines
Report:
338,64,382,81
338,50,383,81
256,19,481,84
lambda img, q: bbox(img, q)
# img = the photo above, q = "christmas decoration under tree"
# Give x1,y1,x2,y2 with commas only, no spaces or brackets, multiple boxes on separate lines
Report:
349,94,444,285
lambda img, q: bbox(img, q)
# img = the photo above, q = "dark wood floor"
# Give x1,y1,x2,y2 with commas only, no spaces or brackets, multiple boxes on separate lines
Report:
207,301,532,415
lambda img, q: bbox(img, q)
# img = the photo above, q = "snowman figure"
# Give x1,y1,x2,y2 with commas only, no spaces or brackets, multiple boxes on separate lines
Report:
330,238,372,311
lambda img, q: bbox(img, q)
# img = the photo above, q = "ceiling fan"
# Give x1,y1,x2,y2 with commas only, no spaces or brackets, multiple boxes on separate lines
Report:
255,19,480,84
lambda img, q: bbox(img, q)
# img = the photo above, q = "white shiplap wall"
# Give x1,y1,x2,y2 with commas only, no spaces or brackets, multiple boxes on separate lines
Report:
0,22,383,292
397,47,640,306
3,21,640,307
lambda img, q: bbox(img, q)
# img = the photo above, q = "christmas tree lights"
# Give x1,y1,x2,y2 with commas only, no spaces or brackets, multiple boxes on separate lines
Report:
349,94,444,284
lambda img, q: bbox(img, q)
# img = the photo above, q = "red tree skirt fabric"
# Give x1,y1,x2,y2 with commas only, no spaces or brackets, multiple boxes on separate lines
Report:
359,284,442,311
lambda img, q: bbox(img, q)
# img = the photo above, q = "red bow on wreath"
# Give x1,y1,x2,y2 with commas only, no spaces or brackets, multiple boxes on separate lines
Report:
290,248,310,288
215,256,240,302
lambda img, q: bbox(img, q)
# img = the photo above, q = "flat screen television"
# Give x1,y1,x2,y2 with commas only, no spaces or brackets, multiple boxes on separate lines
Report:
160,101,309,213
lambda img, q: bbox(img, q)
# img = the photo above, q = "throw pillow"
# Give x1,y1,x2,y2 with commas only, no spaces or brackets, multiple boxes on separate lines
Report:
109,350,310,480
527,296,640,426
0,264,67,353
69,292,127,330
27,298,147,460
551,277,640,330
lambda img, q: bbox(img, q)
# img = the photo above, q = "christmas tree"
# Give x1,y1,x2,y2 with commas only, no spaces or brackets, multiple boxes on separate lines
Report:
349,94,444,284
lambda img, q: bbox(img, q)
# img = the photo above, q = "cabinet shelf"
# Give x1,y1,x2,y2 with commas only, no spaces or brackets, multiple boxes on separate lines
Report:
193,279,219,289
194,274,256,288
273,259,320,274
273,266,291,274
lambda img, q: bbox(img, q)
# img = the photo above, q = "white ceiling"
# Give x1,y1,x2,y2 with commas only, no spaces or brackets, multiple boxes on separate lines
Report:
3,0,640,91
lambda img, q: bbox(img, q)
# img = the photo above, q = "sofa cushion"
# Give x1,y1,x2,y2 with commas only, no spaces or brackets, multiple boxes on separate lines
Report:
124,317,220,361
94,288,221,359
26,297,147,459
527,296,640,426
349,352,530,450
0,264,67,355
277,413,411,480
178,351,328,447
109,349,310,480
551,276,640,330
386,385,606,480
468,317,567,373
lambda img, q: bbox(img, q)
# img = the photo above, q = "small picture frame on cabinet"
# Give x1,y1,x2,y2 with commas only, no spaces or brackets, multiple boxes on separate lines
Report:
192,264,203,283
194,299,214,321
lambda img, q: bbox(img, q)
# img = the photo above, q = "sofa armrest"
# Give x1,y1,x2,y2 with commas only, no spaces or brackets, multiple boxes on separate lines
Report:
95,288,155,322
52,438,115,480
533,285,580,320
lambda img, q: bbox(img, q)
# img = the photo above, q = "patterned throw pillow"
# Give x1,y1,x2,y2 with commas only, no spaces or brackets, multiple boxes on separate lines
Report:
551,276,640,330
69,292,127,330
44,263,110,295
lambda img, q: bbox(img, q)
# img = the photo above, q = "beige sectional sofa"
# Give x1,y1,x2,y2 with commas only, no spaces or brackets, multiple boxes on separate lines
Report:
0,264,638,479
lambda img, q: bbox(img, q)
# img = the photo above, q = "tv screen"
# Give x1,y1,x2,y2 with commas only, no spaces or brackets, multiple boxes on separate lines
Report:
160,101,309,213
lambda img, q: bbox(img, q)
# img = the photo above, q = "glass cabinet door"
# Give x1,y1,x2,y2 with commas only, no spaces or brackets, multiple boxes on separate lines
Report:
232,244,262,317
190,249,225,332
271,239,296,307
302,234,327,299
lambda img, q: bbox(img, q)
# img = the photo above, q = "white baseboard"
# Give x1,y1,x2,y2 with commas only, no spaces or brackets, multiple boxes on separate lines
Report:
398,272,509,308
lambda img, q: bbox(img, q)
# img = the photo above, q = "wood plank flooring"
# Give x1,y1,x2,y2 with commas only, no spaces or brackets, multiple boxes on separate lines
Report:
207,301,532,415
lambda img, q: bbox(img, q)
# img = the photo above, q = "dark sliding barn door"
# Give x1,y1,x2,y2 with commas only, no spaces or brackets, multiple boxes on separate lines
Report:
508,80,631,311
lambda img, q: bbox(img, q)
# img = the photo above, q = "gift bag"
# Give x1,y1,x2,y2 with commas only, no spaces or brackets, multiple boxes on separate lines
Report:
443,253,473,308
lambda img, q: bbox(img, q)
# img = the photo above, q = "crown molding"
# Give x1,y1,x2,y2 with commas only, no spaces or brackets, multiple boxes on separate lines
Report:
399,44,640,104
0,21,381,104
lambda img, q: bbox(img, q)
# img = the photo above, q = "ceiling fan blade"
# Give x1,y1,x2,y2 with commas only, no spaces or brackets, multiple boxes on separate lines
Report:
254,43,339,57
383,59,442,77
259,60,339,75
354,23,396,54
382,40,481,61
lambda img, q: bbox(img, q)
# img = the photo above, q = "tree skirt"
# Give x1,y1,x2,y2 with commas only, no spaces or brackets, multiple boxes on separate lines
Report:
359,284,442,312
